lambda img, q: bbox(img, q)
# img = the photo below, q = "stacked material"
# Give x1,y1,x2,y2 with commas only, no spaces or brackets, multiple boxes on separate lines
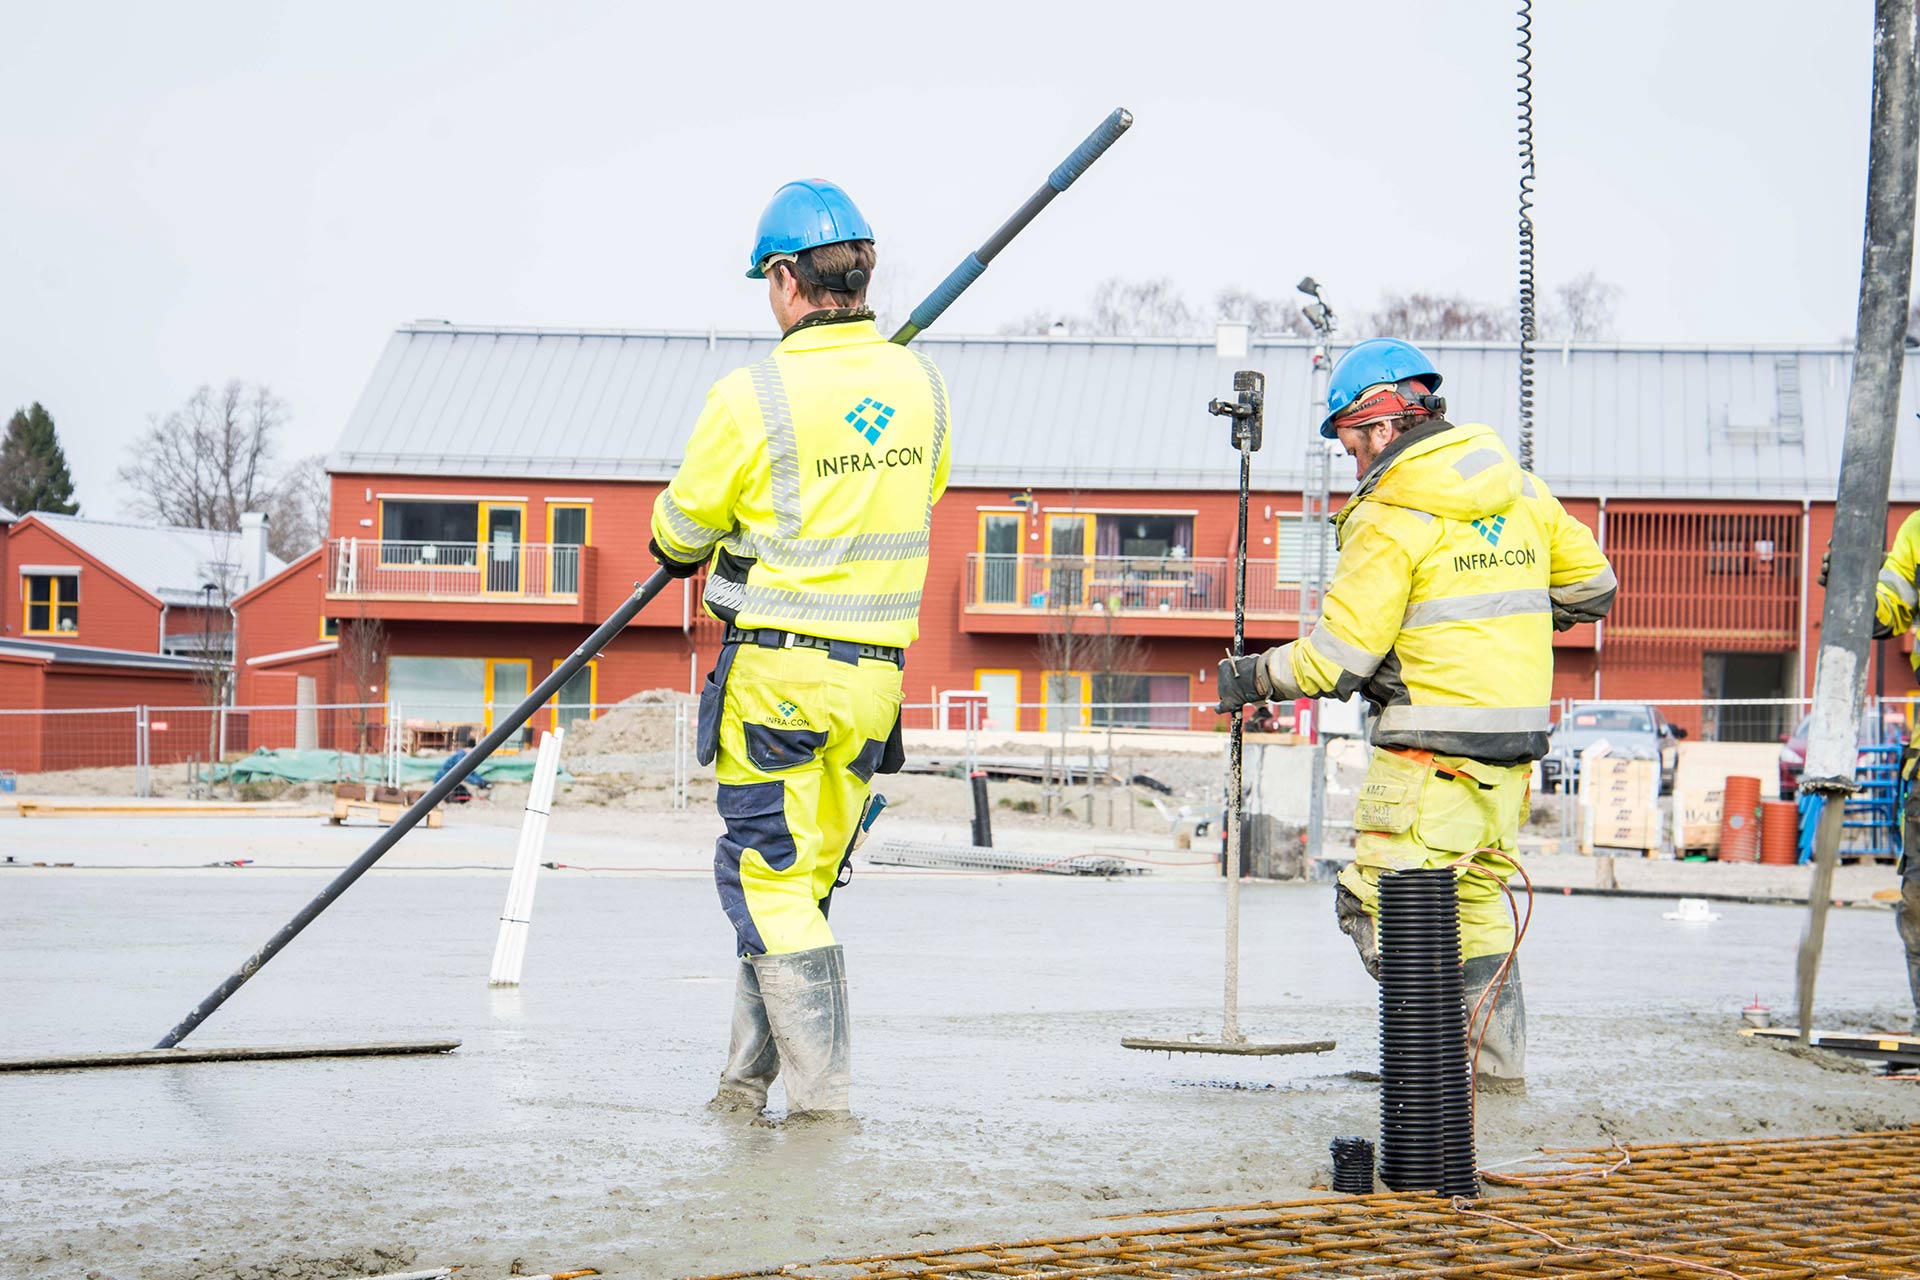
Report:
1583,756,1660,852
1377,868,1477,1199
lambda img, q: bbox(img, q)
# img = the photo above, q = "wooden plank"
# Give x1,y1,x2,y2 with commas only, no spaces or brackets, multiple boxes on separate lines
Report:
1121,1037,1336,1056
0,1039,461,1072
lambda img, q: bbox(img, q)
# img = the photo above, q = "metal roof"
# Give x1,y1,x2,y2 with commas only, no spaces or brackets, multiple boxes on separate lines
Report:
328,324,1920,501
22,513,288,606
0,505,16,523
0,636,202,671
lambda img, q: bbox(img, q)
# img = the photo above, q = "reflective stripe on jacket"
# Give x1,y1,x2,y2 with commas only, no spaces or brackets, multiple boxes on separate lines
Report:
1266,419,1615,765
1876,510,1920,657
651,318,952,647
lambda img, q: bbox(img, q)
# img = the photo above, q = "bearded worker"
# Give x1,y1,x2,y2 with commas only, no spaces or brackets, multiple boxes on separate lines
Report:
650,179,951,1121
1216,337,1615,1089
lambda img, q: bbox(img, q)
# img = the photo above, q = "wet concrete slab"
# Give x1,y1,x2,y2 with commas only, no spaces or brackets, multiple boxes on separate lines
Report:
3,862,1918,1279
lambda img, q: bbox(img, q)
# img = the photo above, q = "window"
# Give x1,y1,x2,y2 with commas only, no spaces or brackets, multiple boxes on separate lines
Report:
23,572,79,634
549,504,590,595
1275,513,1338,585
977,512,1022,605
1098,514,1193,559
550,659,597,731
321,615,340,640
1043,670,1090,731
386,656,487,723
1092,673,1192,729
381,501,479,566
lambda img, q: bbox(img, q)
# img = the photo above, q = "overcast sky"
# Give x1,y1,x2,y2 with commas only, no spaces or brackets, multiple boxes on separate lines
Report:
0,1,1892,516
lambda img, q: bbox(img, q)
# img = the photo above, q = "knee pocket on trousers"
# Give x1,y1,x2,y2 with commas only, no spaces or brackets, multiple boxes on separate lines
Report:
718,781,799,871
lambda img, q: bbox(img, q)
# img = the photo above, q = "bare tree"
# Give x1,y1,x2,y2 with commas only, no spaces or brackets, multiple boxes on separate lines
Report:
339,610,388,764
1542,271,1623,340
1214,288,1314,337
1361,293,1516,341
120,381,288,530
1000,277,1200,337
268,454,331,559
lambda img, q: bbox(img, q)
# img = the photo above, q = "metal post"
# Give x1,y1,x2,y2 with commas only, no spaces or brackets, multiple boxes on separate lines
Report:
1797,0,1920,1043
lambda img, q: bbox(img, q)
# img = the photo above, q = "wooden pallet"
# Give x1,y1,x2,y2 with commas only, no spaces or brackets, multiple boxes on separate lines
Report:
329,798,441,828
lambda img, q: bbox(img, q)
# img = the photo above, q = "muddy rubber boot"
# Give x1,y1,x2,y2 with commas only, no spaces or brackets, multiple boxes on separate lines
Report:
1463,952,1526,1094
1897,872,1920,1035
1334,885,1381,981
709,959,780,1115
750,944,851,1121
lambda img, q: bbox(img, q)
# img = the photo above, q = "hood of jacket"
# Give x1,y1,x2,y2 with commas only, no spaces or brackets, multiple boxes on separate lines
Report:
1334,419,1524,530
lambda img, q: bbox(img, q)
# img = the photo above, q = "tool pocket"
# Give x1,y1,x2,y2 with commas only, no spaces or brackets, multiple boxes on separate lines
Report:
746,723,827,772
695,644,740,767
716,780,798,871
1353,750,1423,835
1416,759,1526,857
870,685,907,775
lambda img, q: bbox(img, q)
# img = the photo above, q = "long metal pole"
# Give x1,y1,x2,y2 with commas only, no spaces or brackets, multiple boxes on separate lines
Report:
890,108,1133,344
1223,435,1251,1044
1795,0,1920,1044
152,569,674,1048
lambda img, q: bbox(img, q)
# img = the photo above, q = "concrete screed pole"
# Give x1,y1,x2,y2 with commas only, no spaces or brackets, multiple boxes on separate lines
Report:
1795,0,1920,1044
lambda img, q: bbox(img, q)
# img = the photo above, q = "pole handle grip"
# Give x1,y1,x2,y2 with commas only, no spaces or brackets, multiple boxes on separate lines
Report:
1049,108,1134,192
905,253,988,337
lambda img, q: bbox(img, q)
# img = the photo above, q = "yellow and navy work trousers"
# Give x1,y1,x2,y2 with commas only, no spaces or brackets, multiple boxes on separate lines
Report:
701,639,904,957
1337,746,1531,962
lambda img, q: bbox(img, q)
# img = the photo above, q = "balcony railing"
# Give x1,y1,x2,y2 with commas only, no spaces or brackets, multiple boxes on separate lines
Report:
963,554,1305,617
326,538,593,603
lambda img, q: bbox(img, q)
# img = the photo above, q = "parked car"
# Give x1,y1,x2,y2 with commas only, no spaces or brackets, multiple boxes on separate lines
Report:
1539,703,1683,795
1778,710,1909,799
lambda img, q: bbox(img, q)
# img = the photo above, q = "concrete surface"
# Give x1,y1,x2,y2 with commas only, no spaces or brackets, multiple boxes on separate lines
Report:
5,804,1920,1280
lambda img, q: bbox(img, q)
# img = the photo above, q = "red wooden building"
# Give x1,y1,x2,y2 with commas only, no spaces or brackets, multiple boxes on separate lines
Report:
231,324,1920,749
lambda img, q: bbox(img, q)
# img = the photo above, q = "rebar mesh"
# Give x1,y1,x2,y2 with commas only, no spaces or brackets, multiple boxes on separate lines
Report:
687,1127,1920,1278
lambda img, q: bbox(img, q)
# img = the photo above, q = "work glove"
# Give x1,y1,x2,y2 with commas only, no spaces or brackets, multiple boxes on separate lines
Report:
648,537,708,580
1215,652,1271,714
1550,603,1583,632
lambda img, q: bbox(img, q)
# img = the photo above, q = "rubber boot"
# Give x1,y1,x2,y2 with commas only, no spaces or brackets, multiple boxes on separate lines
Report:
709,959,779,1115
1462,952,1526,1093
1897,870,1920,1036
749,943,851,1120
1334,884,1382,981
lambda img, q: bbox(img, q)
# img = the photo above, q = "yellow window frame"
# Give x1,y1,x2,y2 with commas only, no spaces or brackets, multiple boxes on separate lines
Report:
1041,669,1092,730
974,667,1022,732
549,657,599,732
482,657,533,742
321,615,340,641
478,502,529,595
547,502,592,598
22,572,79,636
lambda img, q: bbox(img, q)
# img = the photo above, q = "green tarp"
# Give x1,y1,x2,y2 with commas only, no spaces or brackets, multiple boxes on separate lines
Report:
211,748,565,785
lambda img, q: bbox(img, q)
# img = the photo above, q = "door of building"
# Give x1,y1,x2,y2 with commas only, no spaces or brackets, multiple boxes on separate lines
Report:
483,505,524,594
1704,652,1790,742
976,671,1019,731
980,514,1021,605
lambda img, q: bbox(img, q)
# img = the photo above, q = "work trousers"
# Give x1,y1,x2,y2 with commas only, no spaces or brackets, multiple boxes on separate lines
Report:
1336,746,1531,962
1900,748,1920,1014
709,642,904,957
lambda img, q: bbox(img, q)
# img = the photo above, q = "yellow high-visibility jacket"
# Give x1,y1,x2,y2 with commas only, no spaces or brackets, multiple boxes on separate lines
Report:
651,317,952,647
1874,511,1920,665
1265,420,1615,764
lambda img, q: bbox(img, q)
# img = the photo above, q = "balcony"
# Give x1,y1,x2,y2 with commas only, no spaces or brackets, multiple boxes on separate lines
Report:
961,554,1307,638
325,538,597,622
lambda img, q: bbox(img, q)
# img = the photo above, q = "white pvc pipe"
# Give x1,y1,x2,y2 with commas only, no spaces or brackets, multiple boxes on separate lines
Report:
489,727,564,986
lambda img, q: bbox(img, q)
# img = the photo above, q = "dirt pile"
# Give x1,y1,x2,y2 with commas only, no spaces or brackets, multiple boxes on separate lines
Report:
561,689,696,759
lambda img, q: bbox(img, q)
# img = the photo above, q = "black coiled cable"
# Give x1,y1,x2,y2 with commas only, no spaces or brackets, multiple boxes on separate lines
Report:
1515,0,1537,471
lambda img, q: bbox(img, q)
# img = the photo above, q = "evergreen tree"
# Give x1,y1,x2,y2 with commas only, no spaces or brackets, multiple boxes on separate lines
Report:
0,403,80,515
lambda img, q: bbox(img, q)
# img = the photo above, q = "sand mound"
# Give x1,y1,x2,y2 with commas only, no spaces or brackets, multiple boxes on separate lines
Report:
561,688,696,758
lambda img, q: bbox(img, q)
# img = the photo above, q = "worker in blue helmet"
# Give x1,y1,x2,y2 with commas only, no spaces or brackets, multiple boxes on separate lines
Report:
652,178,953,1124
1218,334,1618,1092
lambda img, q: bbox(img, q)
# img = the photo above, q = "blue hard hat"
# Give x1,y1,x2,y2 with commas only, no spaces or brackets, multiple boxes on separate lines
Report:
1321,338,1443,438
746,179,874,279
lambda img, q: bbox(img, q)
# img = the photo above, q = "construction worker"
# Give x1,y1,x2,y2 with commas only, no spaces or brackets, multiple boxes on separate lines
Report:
650,179,951,1122
1216,337,1616,1089
1839,511,1920,1032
